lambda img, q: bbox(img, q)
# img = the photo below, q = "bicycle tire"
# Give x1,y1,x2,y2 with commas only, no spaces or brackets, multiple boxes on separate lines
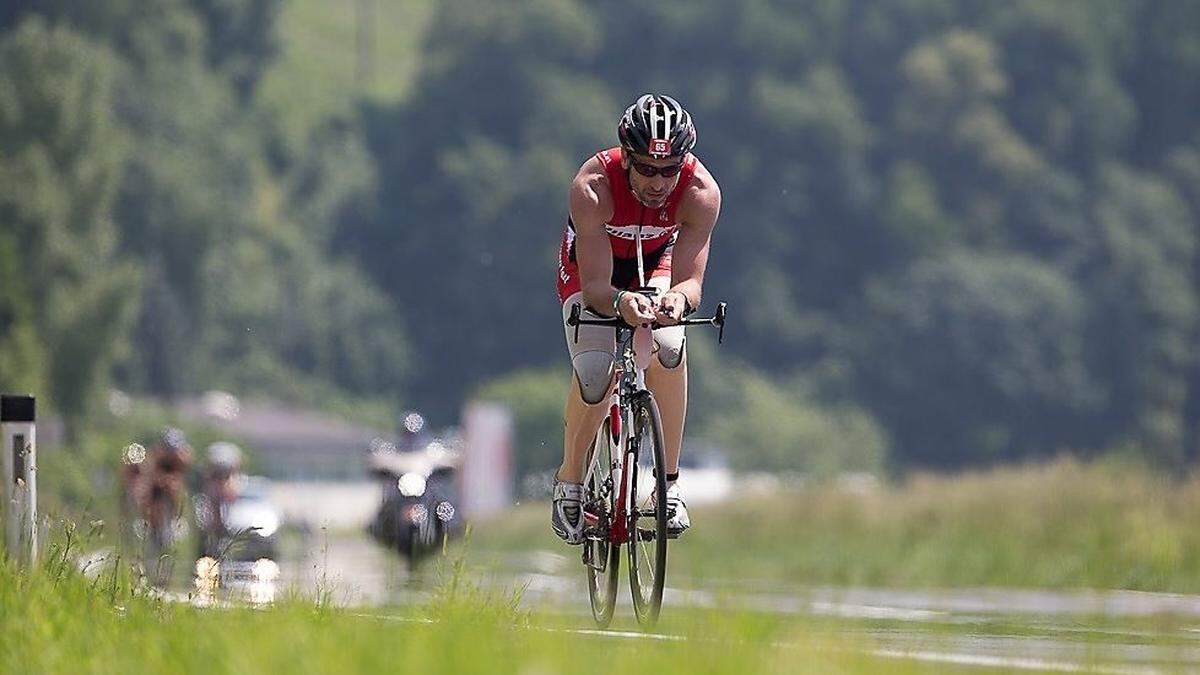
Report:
626,391,668,628
585,420,620,627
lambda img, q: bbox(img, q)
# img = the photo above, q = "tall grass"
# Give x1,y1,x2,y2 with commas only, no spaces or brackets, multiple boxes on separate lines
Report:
468,457,1200,592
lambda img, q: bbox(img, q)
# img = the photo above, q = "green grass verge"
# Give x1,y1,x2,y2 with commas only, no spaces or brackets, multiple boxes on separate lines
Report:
1,545,1022,675
459,457,1200,593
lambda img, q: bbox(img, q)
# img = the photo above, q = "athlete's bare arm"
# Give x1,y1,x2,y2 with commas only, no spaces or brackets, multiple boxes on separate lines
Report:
659,159,721,323
568,157,618,315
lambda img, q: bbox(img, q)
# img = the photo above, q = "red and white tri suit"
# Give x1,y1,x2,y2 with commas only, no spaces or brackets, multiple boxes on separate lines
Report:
556,147,698,304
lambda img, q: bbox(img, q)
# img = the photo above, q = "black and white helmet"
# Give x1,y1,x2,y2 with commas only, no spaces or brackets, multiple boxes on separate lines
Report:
617,93,697,159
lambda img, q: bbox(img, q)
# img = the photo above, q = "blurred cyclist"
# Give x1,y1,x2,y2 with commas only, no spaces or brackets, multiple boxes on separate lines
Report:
552,93,722,544
198,441,243,555
141,427,194,542
202,441,243,502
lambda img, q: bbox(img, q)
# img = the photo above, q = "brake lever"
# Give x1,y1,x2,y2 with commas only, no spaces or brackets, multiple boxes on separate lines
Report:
716,302,727,344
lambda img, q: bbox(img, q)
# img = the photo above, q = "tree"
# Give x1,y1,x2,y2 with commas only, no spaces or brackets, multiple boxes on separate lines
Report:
0,18,139,428
1083,164,1196,465
188,0,282,102
858,251,1096,466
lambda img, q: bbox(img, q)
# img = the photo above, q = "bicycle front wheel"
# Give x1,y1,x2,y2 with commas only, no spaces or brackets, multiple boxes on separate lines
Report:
626,391,668,628
584,420,620,627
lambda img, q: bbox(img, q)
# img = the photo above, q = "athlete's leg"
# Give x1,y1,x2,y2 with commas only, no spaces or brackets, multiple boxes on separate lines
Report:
558,292,616,483
644,275,690,536
646,335,686,475
644,275,687,476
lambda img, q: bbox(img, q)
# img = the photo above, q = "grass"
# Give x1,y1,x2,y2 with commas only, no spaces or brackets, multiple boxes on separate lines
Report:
456,456,1200,593
1,536,1026,675
18,456,1200,672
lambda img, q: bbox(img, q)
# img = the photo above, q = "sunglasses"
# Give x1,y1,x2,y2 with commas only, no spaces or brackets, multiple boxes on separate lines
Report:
630,159,685,178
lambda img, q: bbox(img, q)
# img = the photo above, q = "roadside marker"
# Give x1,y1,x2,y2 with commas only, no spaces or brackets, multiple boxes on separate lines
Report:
1,394,36,566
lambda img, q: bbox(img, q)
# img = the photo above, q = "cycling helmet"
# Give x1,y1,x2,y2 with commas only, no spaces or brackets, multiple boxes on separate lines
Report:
159,426,189,453
617,93,697,159
206,441,242,470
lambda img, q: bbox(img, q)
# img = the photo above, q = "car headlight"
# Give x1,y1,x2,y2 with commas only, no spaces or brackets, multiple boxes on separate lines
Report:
398,472,427,497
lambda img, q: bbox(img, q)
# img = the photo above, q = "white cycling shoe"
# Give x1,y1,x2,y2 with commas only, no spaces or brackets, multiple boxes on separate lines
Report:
665,483,690,538
551,480,585,545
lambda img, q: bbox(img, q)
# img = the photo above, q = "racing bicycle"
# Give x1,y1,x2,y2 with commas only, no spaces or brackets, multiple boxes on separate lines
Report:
566,291,726,628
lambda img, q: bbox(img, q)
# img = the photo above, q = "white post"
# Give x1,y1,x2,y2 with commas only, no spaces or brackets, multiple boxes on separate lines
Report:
2,394,36,566
461,402,514,520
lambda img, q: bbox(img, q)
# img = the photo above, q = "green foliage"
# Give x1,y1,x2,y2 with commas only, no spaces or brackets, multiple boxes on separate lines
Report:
6,0,1200,472
1085,164,1196,465
254,0,434,153
0,17,139,429
0,230,45,394
354,0,1200,467
188,0,283,102
698,367,887,476
859,251,1096,465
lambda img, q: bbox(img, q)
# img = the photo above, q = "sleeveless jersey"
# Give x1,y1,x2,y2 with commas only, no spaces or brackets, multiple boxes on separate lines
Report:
573,147,697,259
556,147,697,303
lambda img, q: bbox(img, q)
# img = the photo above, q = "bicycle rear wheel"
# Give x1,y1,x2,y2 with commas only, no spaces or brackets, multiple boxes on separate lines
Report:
584,420,619,627
626,391,668,628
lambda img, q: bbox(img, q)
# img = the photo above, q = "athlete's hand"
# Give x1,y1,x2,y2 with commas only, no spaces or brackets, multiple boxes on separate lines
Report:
655,291,688,325
618,292,657,325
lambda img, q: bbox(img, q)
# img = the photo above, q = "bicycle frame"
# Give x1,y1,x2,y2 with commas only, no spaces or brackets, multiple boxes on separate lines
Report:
581,323,644,546
570,297,726,549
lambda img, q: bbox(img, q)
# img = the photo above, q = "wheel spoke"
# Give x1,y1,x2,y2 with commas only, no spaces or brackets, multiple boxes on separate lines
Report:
585,422,619,628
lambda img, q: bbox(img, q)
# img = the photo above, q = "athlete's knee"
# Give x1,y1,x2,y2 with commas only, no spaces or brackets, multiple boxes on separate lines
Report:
657,335,686,370
572,351,614,404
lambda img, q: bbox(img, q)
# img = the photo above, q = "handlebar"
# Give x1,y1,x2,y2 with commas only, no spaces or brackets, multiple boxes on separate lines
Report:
567,300,728,344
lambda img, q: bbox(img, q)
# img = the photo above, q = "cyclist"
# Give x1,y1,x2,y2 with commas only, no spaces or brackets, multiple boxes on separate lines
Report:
145,427,192,510
197,441,243,556
552,93,721,545
135,427,193,567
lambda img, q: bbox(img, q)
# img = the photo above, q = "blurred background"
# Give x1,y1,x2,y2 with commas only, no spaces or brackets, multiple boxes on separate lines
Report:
2,0,1200,596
